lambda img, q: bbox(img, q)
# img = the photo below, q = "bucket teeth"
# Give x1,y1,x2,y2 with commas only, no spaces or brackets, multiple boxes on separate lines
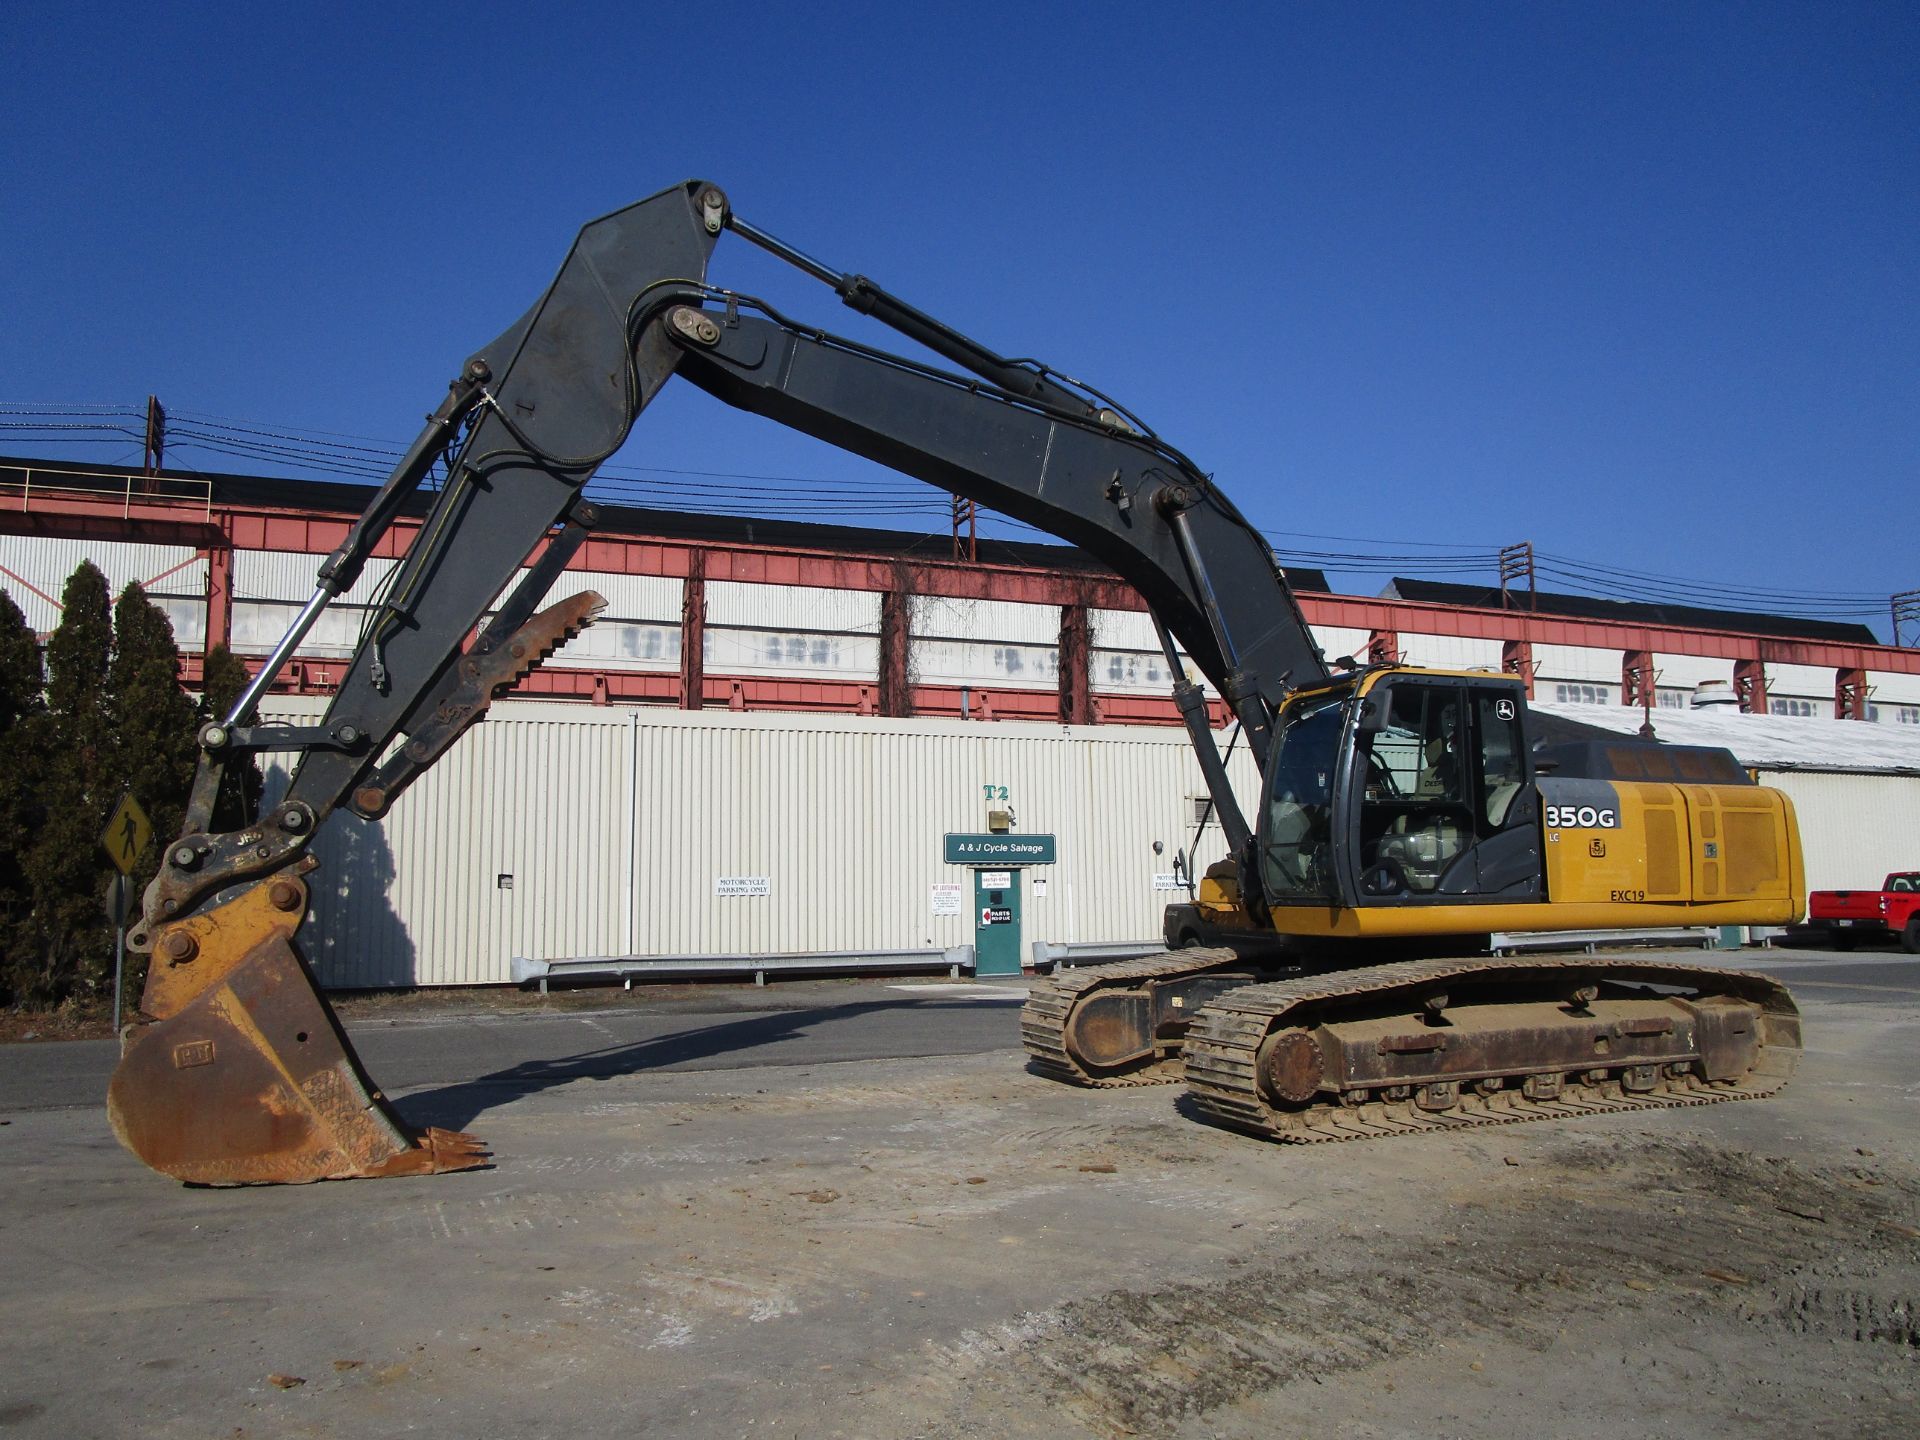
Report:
482,590,606,696
351,590,609,820
363,1127,492,1179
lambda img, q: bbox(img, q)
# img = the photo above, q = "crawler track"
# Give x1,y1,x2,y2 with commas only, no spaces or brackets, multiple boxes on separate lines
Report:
1021,948,1247,1086
1181,956,1801,1142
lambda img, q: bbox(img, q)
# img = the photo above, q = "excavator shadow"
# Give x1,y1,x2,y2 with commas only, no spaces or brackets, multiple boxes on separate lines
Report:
390,998,1010,1134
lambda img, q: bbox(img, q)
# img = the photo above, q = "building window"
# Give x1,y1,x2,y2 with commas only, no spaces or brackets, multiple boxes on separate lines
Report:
1100,652,1171,689
1552,683,1612,706
1897,706,1920,726
1769,698,1818,718
760,633,845,668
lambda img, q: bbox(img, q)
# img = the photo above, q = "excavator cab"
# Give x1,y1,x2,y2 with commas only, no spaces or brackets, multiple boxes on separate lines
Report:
1259,669,1546,926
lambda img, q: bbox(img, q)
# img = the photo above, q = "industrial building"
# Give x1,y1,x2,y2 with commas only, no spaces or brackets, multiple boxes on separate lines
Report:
3,454,1917,988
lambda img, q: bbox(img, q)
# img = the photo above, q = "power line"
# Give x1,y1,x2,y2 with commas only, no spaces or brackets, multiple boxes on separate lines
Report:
0,400,1906,620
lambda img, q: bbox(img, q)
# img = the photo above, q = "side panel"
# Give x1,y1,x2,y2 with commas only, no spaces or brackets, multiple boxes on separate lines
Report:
1540,779,1689,904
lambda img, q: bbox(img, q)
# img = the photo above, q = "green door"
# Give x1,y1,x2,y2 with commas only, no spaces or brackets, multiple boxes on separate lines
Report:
974,868,1023,976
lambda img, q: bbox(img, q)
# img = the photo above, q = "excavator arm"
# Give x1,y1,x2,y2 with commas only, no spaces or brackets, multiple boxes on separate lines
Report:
108,179,1328,1184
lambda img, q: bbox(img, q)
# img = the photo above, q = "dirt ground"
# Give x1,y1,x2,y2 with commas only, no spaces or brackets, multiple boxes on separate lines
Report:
1,966,1916,1438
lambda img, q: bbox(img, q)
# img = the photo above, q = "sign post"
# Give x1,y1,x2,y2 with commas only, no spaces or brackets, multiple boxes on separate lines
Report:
100,793,153,1035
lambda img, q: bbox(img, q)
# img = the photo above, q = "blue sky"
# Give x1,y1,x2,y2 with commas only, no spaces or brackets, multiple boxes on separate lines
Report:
4,3,1914,635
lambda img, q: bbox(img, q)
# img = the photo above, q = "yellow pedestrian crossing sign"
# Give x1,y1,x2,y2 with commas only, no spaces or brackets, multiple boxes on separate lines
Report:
101,793,153,875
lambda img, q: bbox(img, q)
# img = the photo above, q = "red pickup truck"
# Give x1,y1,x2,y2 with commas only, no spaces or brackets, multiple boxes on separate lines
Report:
1809,872,1920,953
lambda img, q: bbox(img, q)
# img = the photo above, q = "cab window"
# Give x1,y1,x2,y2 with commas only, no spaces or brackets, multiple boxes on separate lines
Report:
1476,692,1526,830
1357,685,1470,894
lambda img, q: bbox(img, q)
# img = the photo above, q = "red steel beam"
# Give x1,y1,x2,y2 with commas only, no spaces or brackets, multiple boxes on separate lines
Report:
9,477,1919,683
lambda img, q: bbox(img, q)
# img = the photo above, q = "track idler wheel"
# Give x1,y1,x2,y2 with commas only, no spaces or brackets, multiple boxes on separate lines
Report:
108,873,488,1184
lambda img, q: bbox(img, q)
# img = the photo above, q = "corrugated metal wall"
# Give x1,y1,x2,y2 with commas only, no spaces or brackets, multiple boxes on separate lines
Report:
1400,633,1505,671
0,535,204,631
1753,770,1920,895
261,697,1258,988
235,553,395,605
1311,625,1372,664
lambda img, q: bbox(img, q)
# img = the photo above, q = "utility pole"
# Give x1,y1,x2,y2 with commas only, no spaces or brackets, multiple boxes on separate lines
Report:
142,395,166,476
1894,589,1920,648
1497,542,1536,611
1498,542,1537,697
950,495,977,564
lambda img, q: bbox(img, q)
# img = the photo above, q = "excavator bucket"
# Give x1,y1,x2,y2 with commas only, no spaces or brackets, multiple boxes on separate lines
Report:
108,870,486,1184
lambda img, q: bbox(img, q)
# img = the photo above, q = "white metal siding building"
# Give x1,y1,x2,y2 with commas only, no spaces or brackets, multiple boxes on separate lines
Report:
264,698,1260,989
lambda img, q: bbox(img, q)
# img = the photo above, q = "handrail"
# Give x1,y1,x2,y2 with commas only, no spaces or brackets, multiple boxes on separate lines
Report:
0,464,213,522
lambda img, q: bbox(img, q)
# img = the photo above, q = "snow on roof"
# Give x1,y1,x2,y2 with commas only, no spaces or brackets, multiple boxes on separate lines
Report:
1531,701,1920,776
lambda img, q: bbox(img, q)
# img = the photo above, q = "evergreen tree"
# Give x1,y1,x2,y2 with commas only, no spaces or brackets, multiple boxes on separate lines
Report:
0,592,45,1005
108,585,199,1003
200,643,264,831
110,583,197,858
23,562,116,1003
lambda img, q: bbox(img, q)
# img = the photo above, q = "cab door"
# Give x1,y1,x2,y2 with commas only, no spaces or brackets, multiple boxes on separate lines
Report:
1350,679,1541,903
1465,687,1542,898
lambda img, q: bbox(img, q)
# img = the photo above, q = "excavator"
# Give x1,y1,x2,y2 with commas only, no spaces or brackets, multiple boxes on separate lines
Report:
106,180,1804,1183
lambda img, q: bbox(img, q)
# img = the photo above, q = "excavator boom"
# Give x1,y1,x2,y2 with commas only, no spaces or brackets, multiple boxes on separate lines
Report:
110,178,1327,1183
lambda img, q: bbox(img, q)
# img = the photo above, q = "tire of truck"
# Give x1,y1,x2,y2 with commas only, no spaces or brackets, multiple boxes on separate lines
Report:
1902,917,1920,956
1828,927,1857,952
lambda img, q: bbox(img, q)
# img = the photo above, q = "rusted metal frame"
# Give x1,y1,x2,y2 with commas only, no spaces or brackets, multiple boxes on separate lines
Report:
1622,648,1655,707
390,667,1136,723
10,458,1920,674
1058,598,1093,726
1835,665,1870,721
233,505,1148,610
878,563,913,717
1294,997,1760,1097
27,472,1920,682
1294,593,1920,674
0,462,212,524
1733,656,1768,714
912,683,1047,721
1501,637,1535,697
4,508,224,555
232,510,426,560
202,540,233,651
679,548,706,709
1367,628,1400,666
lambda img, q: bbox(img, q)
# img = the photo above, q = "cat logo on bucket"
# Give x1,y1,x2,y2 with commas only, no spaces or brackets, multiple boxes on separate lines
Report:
1544,803,1618,830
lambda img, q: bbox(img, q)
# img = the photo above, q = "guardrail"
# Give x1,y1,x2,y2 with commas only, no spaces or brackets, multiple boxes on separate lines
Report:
512,945,977,992
0,465,213,521
1028,939,1166,972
